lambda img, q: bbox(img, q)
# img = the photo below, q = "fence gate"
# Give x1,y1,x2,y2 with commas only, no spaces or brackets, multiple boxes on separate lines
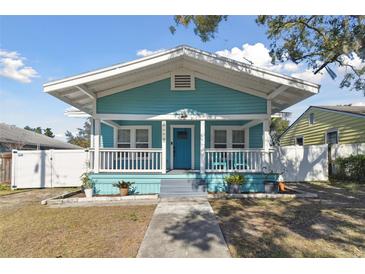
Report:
0,152,12,184
11,149,88,189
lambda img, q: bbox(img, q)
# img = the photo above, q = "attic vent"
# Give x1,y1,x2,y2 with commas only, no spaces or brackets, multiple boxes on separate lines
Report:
171,73,195,90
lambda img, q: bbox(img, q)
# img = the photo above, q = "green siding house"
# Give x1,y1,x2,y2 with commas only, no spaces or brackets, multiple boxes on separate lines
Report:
280,106,365,146
44,45,319,196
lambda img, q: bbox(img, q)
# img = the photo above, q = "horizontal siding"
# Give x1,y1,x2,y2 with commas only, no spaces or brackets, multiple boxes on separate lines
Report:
249,123,263,148
281,108,365,146
97,78,267,115
101,123,114,148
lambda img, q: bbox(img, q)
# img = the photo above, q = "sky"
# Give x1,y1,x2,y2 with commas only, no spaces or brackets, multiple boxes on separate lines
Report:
1,16,364,141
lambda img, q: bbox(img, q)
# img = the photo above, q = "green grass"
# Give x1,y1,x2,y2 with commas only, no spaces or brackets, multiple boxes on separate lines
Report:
0,184,27,196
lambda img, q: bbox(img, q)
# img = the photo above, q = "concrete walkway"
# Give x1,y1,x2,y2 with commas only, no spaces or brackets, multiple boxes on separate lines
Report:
137,198,231,258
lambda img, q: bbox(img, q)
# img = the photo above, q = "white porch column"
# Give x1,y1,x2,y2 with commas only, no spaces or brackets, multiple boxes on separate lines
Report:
161,120,167,174
94,118,101,173
90,118,95,148
263,100,272,168
200,120,206,173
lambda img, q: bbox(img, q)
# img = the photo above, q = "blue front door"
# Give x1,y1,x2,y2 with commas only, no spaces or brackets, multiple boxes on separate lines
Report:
173,128,192,169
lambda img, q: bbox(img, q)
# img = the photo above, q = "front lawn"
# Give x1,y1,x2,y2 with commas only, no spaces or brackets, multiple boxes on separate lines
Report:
0,189,156,257
210,182,365,257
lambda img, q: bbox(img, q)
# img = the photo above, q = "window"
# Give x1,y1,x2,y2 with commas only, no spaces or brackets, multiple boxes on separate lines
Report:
117,127,151,148
171,72,195,90
232,130,245,148
214,130,227,148
309,113,315,125
326,130,338,144
295,136,304,146
117,129,131,148
135,129,149,148
212,127,245,148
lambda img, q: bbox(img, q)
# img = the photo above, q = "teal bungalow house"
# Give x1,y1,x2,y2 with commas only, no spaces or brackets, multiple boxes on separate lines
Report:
44,46,320,196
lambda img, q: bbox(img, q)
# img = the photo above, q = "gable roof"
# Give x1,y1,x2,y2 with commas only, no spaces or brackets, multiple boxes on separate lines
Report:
43,45,320,114
279,105,365,140
315,105,365,116
0,123,81,149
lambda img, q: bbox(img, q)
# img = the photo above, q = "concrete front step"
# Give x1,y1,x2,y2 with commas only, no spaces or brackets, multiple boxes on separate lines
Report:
160,179,207,198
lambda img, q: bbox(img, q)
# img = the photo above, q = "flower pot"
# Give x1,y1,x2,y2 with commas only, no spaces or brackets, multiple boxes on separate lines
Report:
84,188,93,198
264,180,276,193
278,181,286,192
120,188,128,196
228,184,241,194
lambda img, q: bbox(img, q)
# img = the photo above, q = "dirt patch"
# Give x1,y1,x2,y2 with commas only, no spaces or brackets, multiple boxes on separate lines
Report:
0,188,156,257
210,182,365,258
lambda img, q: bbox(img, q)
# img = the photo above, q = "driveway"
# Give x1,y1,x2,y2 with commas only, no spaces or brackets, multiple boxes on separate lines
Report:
137,198,231,258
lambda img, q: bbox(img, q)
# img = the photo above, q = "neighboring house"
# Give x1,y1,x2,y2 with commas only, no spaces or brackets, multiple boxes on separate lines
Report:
0,123,81,151
280,105,365,146
43,45,320,196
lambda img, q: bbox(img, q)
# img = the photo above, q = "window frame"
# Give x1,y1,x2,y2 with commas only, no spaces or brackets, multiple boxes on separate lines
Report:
325,128,339,145
116,126,152,149
211,126,247,149
295,136,304,146
308,113,315,125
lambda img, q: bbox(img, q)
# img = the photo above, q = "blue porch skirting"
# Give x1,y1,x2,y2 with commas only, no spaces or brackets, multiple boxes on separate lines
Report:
89,172,278,195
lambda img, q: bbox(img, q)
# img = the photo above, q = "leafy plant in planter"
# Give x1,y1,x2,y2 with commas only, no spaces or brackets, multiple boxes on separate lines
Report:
113,181,134,196
80,172,93,198
224,173,245,193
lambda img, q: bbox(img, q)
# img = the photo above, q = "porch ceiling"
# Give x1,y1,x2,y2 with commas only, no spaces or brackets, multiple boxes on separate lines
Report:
43,45,320,115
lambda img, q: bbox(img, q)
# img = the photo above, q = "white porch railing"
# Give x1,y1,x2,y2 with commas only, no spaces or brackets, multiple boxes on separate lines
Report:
89,148,162,172
205,148,273,172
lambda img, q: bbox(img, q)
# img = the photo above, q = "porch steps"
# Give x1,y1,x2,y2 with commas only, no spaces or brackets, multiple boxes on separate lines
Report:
159,179,207,198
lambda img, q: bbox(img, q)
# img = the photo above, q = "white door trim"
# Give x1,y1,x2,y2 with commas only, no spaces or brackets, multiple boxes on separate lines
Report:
170,124,195,170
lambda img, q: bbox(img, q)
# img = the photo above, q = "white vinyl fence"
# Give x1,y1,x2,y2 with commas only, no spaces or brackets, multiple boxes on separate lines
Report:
272,145,328,182
330,143,365,159
11,149,88,189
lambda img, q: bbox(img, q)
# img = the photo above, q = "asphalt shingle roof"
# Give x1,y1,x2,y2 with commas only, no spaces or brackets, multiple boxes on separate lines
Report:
0,123,81,149
316,105,365,116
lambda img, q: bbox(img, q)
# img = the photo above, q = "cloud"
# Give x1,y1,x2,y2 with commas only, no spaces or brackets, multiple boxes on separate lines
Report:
291,69,325,84
0,49,38,83
136,48,165,57
215,43,327,83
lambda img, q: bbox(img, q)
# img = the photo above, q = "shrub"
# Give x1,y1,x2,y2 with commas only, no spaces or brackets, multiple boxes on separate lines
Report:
224,173,245,185
332,154,365,183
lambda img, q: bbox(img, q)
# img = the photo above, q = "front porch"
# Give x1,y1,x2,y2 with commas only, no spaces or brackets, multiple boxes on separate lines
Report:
88,116,275,195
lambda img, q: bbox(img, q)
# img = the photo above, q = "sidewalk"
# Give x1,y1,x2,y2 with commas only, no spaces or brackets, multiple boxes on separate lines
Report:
137,198,231,258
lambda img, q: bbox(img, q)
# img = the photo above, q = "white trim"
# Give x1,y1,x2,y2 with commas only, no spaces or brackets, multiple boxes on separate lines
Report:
268,85,289,99
95,113,269,121
161,121,167,174
116,125,152,148
200,120,206,173
295,135,304,146
325,128,339,144
44,45,320,93
94,119,100,173
97,73,171,98
170,124,195,170
76,85,96,100
210,125,246,149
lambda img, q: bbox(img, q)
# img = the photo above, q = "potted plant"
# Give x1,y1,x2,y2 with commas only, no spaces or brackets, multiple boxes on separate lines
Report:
224,173,245,194
262,167,277,193
277,173,286,192
113,181,134,196
81,173,93,198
